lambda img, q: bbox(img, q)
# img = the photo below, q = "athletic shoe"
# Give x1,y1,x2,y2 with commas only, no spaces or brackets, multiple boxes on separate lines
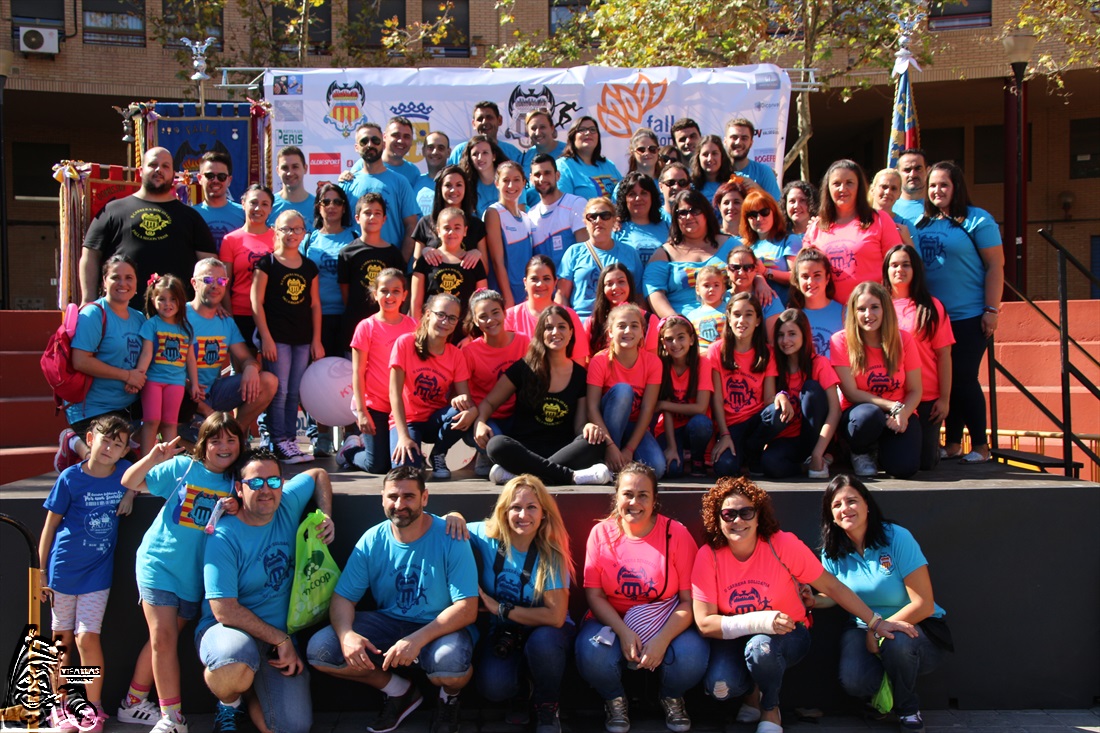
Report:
55,428,79,473
736,704,762,723
312,434,335,457
851,453,878,477
150,715,190,733
898,712,926,733
807,464,830,480
660,697,691,732
117,697,160,724
275,439,312,465
604,696,630,733
574,463,613,485
367,685,423,733
489,464,517,486
474,452,492,478
429,451,451,480
211,702,247,732
689,459,707,477
430,694,461,733
336,435,363,469
534,703,561,733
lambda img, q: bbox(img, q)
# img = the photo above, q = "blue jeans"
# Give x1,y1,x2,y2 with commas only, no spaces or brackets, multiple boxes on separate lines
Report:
197,624,312,733
601,383,666,478
574,617,708,700
713,414,763,477
658,414,714,477
263,342,311,442
307,611,473,681
389,405,467,469
838,625,945,716
842,403,922,478
705,625,811,711
760,379,829,478
463,416,514,457
476,621,576,705
350,408,392,474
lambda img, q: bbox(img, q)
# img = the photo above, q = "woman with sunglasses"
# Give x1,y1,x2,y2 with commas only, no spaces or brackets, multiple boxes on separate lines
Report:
614,172,669,267
644,189,732,319
557,198,642,319
219,184,275,343
557,116,622,201
693,476,917,733
740,190,801,308
626,128,663,180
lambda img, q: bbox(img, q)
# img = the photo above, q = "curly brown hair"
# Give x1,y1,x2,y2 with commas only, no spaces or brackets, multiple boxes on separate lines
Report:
700,476,781,548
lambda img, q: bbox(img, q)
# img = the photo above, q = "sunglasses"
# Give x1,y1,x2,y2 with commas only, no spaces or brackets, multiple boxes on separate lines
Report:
660,155,679,163
200,276,229,286
358,136,383,146
585,211,614,222
676,207,703,219
320,198,345,207
728,263,755,273
662,179,691,189
635,145,659,154
745,209,773,221
202,172,229,182
241,476,284,491
720,506,757,522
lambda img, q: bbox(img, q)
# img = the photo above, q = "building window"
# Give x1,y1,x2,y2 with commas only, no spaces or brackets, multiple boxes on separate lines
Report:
273,0,331,53
973,124,1033,184
423,0,468,57
161,0,223,48
928,0,992,30
84,0,145,46
920,127,965,170
13,142,71,200
1070,118,1100,180
13,0,64,25
550,0,587,34
347,0,406,48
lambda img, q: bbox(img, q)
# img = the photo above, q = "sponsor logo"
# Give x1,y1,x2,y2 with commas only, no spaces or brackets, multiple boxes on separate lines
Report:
309,152,341,174
597,74,668,138
276,128,304,146
323,81,366,138
754,100,781,110
754,149,777,164
755,72,781,90
390,101,434,164
503,85,580,147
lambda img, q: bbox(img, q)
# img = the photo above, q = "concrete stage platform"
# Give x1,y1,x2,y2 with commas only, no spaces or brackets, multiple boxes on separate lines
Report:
2,458,1098,720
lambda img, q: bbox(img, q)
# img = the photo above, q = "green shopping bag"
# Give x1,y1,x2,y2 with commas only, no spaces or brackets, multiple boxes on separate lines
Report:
287,510,341,634
870,637,894,714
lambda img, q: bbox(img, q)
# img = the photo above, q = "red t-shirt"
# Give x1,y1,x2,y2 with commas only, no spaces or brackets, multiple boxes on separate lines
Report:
583,515,698,616
219,227,275,315
775,354,840,440
504,302,589,366
585,312,660,354
893,297,955,402
655,359,714,435
350,314,416,412
691,530,823,623
803,210,902,304
461,332,530,419
707,340,778,426
587,349,662,423
389,332,471,425
829,329,921,410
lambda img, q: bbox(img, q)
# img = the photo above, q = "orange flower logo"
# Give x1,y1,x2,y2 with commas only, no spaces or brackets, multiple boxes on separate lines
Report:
596,74,668,138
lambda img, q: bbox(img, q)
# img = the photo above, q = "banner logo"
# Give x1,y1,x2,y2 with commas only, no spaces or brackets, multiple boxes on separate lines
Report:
503,86,579,147
597,74,668,138
389,101,434,164
309,152,341,174
323,81,366,138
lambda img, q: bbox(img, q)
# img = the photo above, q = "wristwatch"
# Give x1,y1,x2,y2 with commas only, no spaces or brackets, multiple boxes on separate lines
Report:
498,601,514,622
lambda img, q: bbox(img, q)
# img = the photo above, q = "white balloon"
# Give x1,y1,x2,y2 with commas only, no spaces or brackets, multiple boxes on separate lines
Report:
299,357,355,426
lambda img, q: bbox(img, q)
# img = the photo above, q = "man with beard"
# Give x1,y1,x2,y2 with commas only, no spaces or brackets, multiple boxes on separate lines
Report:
194,150,245,254
893,148,929,223
519,109,567,207
527,154,588,271
307,466,478,733
197,450,333,732
343,122,419,262
723,117,782,201
80,147,216,307
447,101,523,166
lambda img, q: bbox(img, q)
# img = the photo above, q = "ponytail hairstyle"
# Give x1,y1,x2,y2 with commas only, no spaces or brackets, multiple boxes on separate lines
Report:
464,288,505,339
772,308,814,394
882,243,940,341
720,292,768,373
521,304,575,406
788,248,837,308
413,292,461,360
600,462,660,544
656,315,700,403
143,273,193,341
588,262,641,354
604,302,646,366
495,159,527,185
844,281,901,376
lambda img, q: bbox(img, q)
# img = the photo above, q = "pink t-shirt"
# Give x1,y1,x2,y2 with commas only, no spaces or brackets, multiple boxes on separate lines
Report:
893,297,955,402
504,302,590,366
829,329,921,410
350,314,416,412
583,514,698,616
707,340,778,425
461,332,530,419
691,530,823,623
803,210,902,304
655,359,714,435
389,332,472,425
775,354,840,440
219,227,275,315
585,312,660,354
587,349,662,423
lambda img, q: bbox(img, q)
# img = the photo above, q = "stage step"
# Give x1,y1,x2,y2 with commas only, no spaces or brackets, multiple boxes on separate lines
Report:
992,447,1084,475
0,396,67,447
0,446,56,486
0,350,51,399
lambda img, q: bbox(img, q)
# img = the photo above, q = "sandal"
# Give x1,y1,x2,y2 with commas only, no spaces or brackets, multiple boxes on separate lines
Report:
959,451,992,464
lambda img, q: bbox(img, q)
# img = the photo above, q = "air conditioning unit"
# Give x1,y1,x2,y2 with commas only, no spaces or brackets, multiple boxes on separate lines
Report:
19,27,60,55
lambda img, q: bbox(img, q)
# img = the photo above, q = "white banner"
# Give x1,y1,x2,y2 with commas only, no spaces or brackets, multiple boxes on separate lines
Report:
265,65,790,190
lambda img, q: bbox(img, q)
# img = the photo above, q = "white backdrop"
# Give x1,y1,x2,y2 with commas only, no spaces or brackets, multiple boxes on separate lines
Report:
264,65,790,189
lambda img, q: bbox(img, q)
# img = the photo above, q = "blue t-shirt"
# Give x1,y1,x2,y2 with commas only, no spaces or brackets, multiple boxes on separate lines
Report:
913,207,1001,321
557,157,622,201
414,176,437,218
385,159,422,187
699,180,720,203
342,171,417,250
303,228,357,315
821,523,945,626
448,138,523,167
559,240,642,318
65,298,144,424
643,253,728,316
804,300,845,359
892,198,925,225
518,141,567,174
139,315,194,386
738,159,782,201
43,460,131,595
195,201,246,254
468,522,566,624
269,194,316,231
187,304,246,392
528,192,587,272
475,180,499,219
613,220,669,267
754,233,802,307
486,202,535,304
334,514,478,625
197,472,316,636
137,456,236,601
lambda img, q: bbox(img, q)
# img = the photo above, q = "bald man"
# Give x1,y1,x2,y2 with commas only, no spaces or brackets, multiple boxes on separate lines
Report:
80,147,216,307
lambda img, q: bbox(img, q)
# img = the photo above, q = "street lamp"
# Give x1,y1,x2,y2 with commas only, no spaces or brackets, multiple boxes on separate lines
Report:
1001,30,1037,293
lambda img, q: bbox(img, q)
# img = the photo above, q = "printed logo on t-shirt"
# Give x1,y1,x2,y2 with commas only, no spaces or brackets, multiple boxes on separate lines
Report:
263,545,292,591
589,175,617,197
281,273,308,304
413,372,443,404
727,584,773,614
878,553,894,575
495,568,527,605
812,328,832,359
361,260,384,289
173,485,229,530
616,565,660,601
155,332,187,366
394,568,426,611
823,242,857,281
917,232,947,272
865,368,899,397
198,337,228,369
693,314,723,346
725,374,757,410
130,208,172,241
438,268,464,294
246,249,267,273
538,397,568,426
83,507,117,540
126,334,142,368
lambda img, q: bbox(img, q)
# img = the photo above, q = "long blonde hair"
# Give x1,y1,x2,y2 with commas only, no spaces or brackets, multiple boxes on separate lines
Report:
604,302,645,366
844,281,901,376
484,475,574,602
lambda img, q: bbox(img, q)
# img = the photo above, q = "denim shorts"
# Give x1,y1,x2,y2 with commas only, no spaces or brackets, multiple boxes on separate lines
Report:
137,585,200,621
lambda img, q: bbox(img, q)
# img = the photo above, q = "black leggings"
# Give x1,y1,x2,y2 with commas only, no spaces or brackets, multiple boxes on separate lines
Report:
486,434,605,486
945,316,988,448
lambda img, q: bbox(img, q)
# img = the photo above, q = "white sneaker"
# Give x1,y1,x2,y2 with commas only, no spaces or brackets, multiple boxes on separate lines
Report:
149,715,189,733
489,464,517,485
117,698,160,724
474,452,492,478
574,463,612,485
851,453,878,477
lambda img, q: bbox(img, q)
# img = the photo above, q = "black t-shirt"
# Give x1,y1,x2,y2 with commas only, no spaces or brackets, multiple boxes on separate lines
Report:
254,253,319,345
337,240,407,341
83,195,215,308
412,257,487,314
505,359,588,455
412,215,487,254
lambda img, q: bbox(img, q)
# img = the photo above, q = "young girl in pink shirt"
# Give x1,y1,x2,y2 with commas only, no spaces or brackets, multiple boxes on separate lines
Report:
653,315,713,478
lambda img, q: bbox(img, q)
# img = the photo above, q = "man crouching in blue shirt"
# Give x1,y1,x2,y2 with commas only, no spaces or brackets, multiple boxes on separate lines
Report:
307,465,478,733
